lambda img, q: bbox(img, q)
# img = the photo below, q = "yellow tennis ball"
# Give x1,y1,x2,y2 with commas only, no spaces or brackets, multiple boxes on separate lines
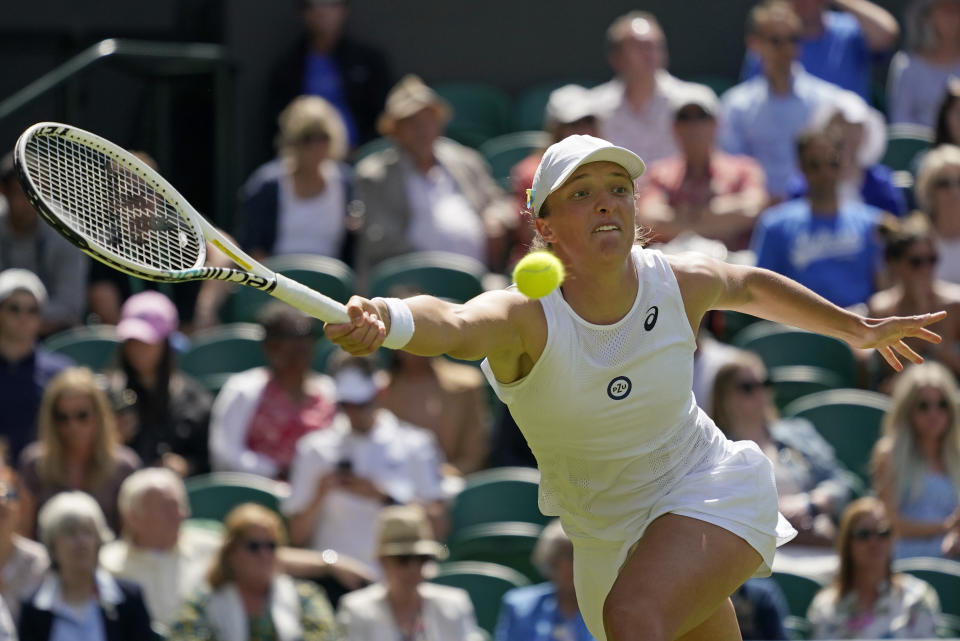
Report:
513,251,565,299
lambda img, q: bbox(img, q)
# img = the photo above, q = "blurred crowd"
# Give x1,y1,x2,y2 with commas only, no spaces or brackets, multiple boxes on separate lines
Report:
2,0,960,639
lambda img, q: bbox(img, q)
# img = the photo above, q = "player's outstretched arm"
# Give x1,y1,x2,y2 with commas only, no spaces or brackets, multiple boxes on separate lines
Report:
670,252,946,372
324,289,536,363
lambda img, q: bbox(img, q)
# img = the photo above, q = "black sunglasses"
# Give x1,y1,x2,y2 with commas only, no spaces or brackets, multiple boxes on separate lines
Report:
53,409,92,425
242,539,278,554
1,302,41,316
916,398,950,412
736,379,773,394
675,109,713,123
933,176,960,191
851,527,892,541
763,34,801,47
801,158,841,172
295,132,331,146
907,254,939,269
392,554,430,566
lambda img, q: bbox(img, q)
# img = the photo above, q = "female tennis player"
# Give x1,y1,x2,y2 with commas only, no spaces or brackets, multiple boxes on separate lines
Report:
325,135,946,641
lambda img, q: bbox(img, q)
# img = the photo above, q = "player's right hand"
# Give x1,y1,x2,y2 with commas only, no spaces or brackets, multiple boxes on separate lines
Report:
323,295,387,356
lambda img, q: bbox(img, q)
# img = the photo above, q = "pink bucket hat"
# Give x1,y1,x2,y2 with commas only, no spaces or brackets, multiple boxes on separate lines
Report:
116,291,178,344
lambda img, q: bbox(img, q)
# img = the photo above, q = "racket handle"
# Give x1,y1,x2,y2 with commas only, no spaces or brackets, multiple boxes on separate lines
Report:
271,273,350,324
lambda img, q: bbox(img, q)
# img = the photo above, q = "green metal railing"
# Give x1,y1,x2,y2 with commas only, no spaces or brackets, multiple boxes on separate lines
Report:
0,38,237,228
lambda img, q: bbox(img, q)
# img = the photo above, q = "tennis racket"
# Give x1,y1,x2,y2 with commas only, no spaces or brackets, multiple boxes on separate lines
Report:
14,122,349,324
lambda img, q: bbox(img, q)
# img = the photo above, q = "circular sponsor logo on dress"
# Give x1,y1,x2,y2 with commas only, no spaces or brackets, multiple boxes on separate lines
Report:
607,376,632,400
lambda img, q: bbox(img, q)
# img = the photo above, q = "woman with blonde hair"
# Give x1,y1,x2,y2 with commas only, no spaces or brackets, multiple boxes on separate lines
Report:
807,497,940,638
18,366,140,533
238,94,356,262
169,503,339,641
872,361,960,558
915,144,960,283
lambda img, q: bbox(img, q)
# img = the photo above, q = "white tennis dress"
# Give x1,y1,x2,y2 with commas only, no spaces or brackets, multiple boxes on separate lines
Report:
481,245,796,639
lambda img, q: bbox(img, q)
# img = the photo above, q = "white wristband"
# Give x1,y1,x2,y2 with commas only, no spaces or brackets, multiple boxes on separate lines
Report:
374,297,415,349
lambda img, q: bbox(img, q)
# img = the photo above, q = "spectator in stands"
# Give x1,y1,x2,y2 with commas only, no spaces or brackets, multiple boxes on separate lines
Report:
284,355,447,577
719,0,845,201
494,519,594,641
593,11,693,165
168,503,339,641
266,0,391,151
354,74,513,281
870,214,960,378
238,95,356,263
730,578,790,640
0,597,12,641
0,269,71,464
637,83,768,251
379,350,490,478
793,90,906,216
916,145,960,283
337,504,483,641
19,367,141,533
102,468,372,632
807,497,940,638
751,128,883,308
0,153,88,334
887,0,960,128
740,0,898,100
208,302,337,480
871,362,960,559
508,84,600,269
103,291,211,478
711,350,854,546
18,491,153,641
933,77,960,147
0,456,47,624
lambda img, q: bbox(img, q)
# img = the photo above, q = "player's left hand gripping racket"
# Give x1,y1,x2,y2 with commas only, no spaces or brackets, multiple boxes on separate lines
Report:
14,122,349,323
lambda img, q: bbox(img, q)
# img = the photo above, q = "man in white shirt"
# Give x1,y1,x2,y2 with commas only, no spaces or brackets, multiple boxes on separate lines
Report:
285,355,448,577
593,11,696,165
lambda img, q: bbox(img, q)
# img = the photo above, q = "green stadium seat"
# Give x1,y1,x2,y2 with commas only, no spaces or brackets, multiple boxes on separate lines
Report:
478,130,551,191
222,254,354,324
732,322,858,388
43,324,121,371
450,467,548,538
893,556,960,637
447,521,545,584
710,310,762,344
512,79,597,132
882,124,933,172
368,251,486,302
179,323,266,379
429,561,530,633
184,472,287,522
782,389,890,485
770,570,825,640
768,365,845,412
433,82,513,147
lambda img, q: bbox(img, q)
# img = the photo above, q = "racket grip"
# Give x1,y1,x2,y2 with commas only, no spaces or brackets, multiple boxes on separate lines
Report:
270,273,350,324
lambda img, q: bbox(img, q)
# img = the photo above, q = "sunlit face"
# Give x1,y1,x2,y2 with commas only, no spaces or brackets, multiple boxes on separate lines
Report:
910,384,953,445
929,164,960,223
672,105,716,155
53,517,101,577
380,554,429,593
122,339,166,377
53,392,99,454
751,17,802,75
610,18,665,78
895,238,939,286
847,509,893,573
229,524,278,590
0,290,42,343
128,486,185,550
536,161,637,266
726,364,773,432
392,108,443,157
290,129,331,171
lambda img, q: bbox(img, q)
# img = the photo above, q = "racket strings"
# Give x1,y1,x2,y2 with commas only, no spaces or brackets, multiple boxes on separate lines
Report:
23,135,203,272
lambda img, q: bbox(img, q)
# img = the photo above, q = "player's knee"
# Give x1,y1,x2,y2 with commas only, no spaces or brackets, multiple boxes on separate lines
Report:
602,590,669,641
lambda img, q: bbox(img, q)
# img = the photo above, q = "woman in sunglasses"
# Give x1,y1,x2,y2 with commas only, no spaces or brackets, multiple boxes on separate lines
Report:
916,144,960,284
872,361,960,559
18,367,141,535
169,503,339,641
710,350,855,546
807,497,940,639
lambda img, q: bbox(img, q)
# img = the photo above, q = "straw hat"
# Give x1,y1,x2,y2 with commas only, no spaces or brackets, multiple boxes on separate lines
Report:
376,75,452,136
376,505,448,559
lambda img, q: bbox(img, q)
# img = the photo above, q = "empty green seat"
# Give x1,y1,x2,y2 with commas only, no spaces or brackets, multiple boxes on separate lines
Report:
450,467,548,537
512,79,596,132
771,570,825,640
882,124,933,172
184,472,287,522
478,130,551,191
368,251,486,302
782,389,890,484
350,136,393,164
222,254,354,324
43,324,121,371
432,82,513,148
893,556,960,637
732,322,858,388
768,365,845,412
448,521,545,584
179,323,266,379
430,561,530,633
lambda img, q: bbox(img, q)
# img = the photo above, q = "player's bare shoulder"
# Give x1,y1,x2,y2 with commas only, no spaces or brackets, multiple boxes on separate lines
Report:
483,286,549,384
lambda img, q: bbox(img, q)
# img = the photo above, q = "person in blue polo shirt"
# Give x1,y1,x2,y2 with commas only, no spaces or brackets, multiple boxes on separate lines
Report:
751,129,883,308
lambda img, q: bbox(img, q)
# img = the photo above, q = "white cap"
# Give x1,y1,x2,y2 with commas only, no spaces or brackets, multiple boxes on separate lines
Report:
529,135,645,216
544,84,598,129
0,268,47,307
670,83,719,118
334,366,381,405
810,89,886,167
